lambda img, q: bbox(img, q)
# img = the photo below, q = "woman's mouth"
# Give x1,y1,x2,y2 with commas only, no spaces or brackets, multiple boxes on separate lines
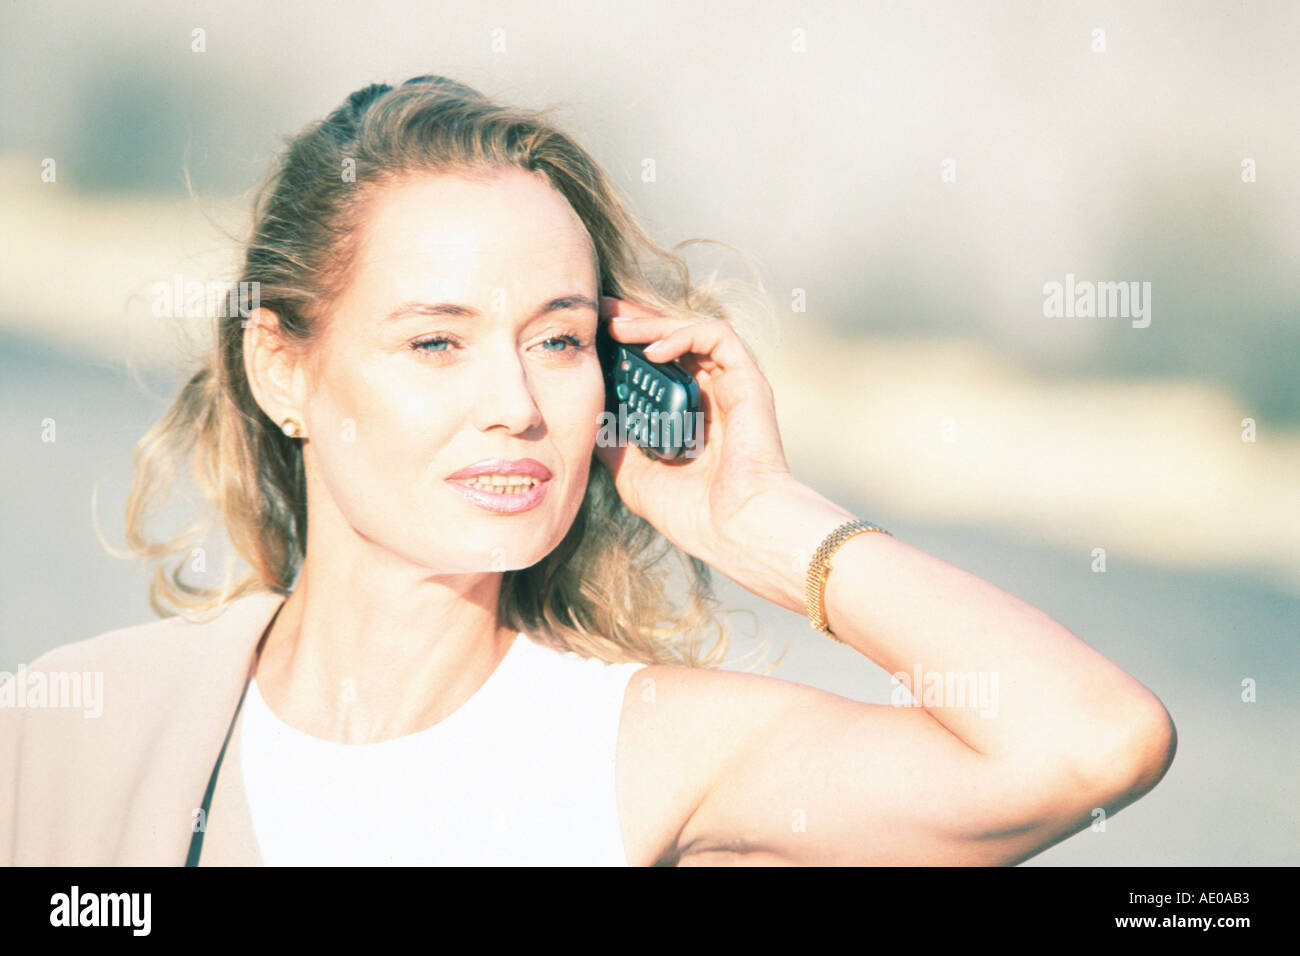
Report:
444,474,550,514
458,474,540,493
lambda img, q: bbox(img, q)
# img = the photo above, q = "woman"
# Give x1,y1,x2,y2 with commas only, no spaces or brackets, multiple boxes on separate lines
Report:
0,75,1175,866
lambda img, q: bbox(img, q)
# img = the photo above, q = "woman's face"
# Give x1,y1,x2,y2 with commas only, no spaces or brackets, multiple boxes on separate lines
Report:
295,168,605,573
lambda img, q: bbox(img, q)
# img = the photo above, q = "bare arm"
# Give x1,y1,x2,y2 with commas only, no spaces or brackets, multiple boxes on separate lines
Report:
592,302,1175,865
652,478,1176,865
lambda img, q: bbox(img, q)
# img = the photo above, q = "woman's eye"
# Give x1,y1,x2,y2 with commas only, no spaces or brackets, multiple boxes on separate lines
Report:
413,335,465,353
409,333,586,358
539,334,584,353
410,335,458,354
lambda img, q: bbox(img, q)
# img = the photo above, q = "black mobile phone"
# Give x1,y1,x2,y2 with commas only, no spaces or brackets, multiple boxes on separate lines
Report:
596,319,702,461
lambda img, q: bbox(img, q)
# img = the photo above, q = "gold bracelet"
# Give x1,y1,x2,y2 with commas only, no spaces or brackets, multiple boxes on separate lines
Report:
805,518,891,642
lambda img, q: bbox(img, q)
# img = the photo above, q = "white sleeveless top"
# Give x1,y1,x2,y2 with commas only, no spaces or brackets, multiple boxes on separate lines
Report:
238,631,649,866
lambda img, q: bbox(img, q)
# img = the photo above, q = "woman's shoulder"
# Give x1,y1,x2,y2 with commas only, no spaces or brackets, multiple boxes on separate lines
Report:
1,591,285,763
21,611,188,676
16,591,285,683
608,658,839,866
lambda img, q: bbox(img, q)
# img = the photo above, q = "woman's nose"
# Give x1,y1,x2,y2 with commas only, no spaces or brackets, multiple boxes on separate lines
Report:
470,348,544,435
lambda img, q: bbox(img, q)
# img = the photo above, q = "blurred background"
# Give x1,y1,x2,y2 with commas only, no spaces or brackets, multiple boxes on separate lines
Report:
1,0,1295,865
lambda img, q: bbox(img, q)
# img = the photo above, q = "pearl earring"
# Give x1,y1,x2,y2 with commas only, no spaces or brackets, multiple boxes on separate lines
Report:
280,418,302,438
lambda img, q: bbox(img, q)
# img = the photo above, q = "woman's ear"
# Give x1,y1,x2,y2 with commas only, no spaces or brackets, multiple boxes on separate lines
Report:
243,307,308,434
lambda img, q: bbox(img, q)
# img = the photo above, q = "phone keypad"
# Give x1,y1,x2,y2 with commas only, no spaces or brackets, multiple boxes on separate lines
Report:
603,337,699,461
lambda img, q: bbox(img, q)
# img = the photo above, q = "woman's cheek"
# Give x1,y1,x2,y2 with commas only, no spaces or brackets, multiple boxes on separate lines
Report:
305,377,396,485
556,366,607,440
342,360,443,449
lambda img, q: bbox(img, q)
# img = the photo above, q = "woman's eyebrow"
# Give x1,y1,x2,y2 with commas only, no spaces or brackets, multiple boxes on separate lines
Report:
383,295,597,322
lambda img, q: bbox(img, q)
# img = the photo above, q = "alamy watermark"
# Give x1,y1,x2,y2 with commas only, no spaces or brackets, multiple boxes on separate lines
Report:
151,274,260,322
595,406,705,458
0,666,103,718
1043,273,1151,328
890,666,1000,718
50,886,150,936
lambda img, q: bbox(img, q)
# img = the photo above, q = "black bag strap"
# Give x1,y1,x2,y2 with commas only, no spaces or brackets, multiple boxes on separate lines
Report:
185,608,280,867
184,674,254,866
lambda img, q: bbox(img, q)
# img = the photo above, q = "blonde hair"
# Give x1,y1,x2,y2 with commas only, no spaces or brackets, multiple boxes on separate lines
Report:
121,75,781,669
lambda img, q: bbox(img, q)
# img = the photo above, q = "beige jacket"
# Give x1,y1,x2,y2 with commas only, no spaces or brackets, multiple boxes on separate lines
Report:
1,591,286,865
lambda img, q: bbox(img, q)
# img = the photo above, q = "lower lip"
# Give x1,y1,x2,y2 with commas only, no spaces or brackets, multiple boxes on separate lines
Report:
444,478,551,514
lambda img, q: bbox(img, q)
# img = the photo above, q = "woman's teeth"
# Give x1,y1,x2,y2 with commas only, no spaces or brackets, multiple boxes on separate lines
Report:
461,475,540,494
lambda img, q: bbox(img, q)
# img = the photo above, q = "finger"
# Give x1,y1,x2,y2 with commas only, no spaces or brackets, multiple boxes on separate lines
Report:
605,314,700,345
639,318,758,377
600,296,699,338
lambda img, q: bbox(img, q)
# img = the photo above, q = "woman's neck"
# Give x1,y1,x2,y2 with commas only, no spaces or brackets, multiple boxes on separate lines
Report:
252,557,515,745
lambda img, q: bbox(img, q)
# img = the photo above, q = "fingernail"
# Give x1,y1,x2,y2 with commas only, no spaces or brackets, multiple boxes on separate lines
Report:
611,314,635,322
644,338,664,352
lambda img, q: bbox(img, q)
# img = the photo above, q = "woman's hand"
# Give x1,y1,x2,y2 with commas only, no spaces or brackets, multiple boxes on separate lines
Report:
592,295,800,569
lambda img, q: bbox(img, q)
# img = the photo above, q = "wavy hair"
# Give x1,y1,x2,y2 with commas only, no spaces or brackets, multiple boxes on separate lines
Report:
119,74,780,669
